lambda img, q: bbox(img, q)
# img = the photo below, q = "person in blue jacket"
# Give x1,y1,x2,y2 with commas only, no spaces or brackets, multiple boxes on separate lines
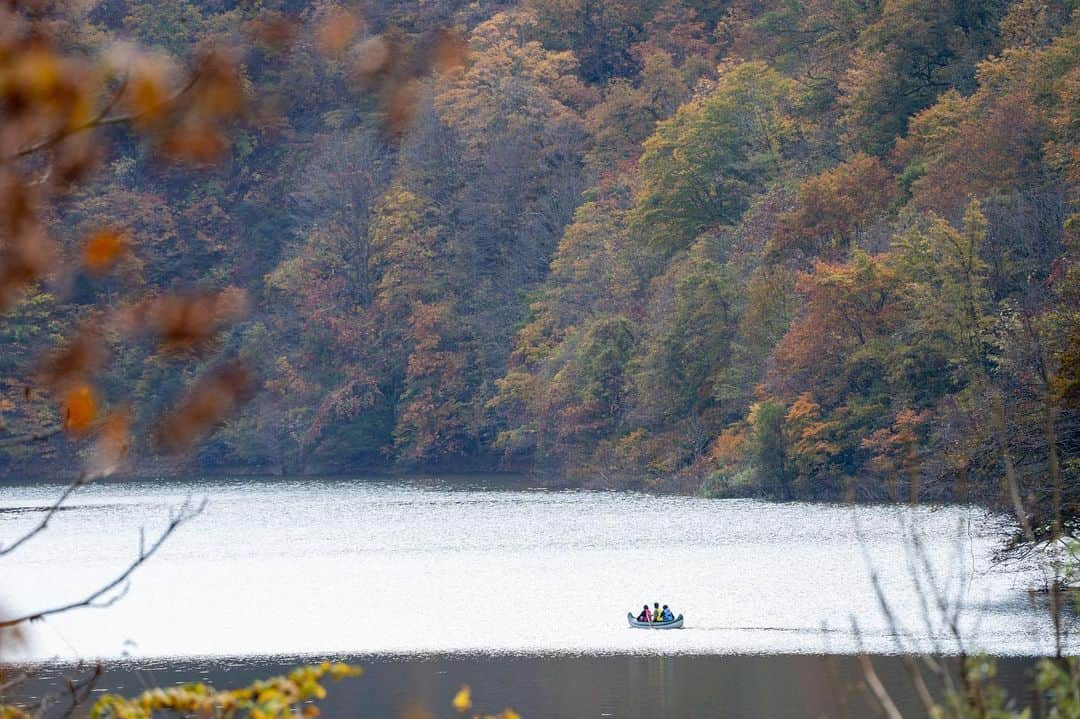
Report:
661,605,675,622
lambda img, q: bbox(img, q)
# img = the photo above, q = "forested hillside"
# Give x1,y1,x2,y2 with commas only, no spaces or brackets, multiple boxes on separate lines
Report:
2,0,1078,517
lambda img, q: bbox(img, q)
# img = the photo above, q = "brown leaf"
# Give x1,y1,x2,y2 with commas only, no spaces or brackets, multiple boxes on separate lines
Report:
53,133,103,188
383,79,421,136
157,362,256,454
38,327,105,391
0,601,26,660
139,288,248,353
82,226,131,274
124,50,180,126
316,7,363,57
0,226,58,312
427,30,467,74
158,119,228,164
350,35,391,80
243,14,299,50
191,48,245,120
86,406,132,478
398,702,433,719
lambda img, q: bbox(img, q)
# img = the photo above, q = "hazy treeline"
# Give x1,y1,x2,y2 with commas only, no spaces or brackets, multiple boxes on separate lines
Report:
2,0,1078,517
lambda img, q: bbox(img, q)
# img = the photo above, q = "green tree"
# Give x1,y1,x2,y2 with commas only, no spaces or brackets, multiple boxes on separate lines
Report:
633,61,797,249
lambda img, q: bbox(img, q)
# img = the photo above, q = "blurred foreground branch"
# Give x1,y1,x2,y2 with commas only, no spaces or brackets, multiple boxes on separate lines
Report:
0,498,205,630
0,472,87,557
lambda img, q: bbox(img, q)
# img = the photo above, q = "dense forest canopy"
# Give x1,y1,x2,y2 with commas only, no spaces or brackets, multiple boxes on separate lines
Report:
1,0,1079,524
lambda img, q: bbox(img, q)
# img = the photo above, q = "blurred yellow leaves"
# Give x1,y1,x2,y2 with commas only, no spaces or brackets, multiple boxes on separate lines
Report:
82,227,131,274
452,685,471,713
90,663,361,719
450,686,521,719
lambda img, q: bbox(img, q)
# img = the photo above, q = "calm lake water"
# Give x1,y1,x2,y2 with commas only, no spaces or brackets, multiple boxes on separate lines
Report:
0,476,1065,662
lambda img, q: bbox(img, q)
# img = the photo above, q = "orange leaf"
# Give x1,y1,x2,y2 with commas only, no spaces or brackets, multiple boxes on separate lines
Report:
63,384,97,433
82,227,130,273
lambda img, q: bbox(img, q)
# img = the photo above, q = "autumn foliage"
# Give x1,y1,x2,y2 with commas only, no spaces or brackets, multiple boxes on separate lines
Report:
0,0,1077,530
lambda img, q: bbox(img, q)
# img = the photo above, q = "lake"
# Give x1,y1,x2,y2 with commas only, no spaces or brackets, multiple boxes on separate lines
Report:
18,654,1040,719
0,475,1061,661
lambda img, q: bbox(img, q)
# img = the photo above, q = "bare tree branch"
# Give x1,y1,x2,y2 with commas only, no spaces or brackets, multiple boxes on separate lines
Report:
852,619,905,719
856,653,905,719
58,664,103,719
0,474,88,557
0,498,206,629
4,70,200,164
900,655,936,715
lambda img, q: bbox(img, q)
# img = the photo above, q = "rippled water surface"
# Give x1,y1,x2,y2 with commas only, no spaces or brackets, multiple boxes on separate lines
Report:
0,476,1062,660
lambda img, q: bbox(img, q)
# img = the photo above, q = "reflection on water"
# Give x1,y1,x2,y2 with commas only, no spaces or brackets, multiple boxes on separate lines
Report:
0,476,1063,660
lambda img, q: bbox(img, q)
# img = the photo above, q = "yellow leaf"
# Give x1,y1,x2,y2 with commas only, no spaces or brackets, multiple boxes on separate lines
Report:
451,685,471,713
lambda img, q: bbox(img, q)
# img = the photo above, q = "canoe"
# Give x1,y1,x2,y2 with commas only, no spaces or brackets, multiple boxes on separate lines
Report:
627,612,684,629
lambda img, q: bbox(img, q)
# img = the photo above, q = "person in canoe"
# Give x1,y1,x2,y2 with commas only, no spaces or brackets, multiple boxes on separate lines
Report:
661,605,674,622
637,604,652,622
652,602,662,622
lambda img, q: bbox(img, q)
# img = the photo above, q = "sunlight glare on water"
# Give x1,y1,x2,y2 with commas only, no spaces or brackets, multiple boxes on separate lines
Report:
0,477,1061,661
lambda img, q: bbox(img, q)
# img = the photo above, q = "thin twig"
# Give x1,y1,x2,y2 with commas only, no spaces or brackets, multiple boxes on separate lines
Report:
0,498,206,629
857,654,905,719
901,655,936,715
851,618,905,719
58,664,103,719
0,671,29,695
0,473,88,556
